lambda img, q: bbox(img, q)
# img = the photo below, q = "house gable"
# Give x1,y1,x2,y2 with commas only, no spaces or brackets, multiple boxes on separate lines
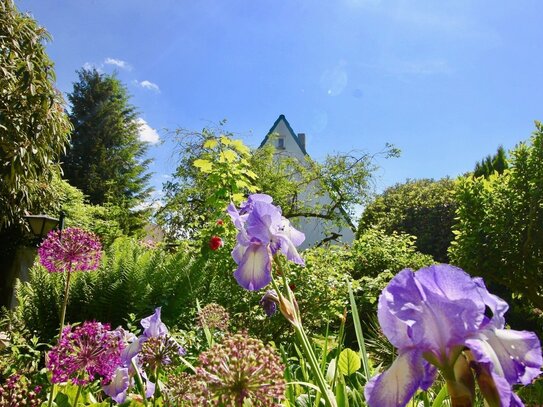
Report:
259,114,308,157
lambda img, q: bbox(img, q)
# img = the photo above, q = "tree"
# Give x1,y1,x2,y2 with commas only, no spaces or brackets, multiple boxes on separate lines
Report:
473,145,508,178
0,0,72,230
358,178,456,262
450,122,543,316
0,1,72,307
160,126,398,243
63,68,152,233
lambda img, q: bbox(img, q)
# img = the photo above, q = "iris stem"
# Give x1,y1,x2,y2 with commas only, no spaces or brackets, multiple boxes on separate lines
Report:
272,257,337,407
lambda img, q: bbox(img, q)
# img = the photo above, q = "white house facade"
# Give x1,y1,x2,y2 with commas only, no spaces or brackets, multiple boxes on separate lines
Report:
259,114,355,249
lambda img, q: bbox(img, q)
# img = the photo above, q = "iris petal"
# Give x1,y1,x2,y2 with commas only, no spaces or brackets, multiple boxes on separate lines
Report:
467,328,542,386
102,367,129,403
141,307,168,338
233,242,272,290
364,350,426,407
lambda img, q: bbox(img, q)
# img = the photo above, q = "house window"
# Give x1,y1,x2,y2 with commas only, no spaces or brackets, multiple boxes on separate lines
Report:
277,138,285,149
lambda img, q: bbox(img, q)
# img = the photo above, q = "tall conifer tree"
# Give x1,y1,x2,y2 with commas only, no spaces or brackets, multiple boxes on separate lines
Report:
63,68,152,233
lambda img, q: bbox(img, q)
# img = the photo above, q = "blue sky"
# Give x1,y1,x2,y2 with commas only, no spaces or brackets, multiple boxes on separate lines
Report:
17,0,543,203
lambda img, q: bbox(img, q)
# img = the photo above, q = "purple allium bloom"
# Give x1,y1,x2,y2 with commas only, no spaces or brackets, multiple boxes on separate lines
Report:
196,332,286,405
260,290,279,317
46,321,124,386
38,227,102,273
364,265,543,407
227,194,305,291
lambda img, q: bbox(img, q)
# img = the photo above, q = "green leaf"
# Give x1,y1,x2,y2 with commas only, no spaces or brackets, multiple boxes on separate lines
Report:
338,348,361,376
193,158,213,173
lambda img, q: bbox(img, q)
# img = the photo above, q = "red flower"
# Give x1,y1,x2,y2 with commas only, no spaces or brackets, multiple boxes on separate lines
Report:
216,219,224,226
209,236,223,251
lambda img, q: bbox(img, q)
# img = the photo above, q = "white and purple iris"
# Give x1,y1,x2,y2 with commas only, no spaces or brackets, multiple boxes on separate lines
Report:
102,308,184,403
227,194,305,291
365,264,542,407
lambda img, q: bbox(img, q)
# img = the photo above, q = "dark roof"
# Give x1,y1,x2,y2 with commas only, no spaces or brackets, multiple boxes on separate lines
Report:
258,114,308,155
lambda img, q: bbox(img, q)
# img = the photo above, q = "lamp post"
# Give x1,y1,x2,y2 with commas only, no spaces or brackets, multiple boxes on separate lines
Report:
24,211,65,244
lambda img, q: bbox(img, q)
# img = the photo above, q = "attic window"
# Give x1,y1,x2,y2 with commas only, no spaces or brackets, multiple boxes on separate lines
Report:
276,137,285,149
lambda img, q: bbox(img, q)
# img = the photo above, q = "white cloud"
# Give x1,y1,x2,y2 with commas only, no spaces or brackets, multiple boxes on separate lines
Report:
104,57,132,70
134,80,160,93
136,118,160,144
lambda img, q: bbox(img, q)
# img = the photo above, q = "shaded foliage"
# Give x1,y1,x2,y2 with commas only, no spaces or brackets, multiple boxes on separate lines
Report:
358,178,456,262
0,0,71,306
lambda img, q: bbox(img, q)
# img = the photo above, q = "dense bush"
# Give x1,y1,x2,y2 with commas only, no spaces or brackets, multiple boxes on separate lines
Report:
358,178,456,262
450,122,543,332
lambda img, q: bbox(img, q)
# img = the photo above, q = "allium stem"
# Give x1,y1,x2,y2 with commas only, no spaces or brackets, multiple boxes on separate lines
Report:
73,384,82,406
272,258,337,407
58,267,72,336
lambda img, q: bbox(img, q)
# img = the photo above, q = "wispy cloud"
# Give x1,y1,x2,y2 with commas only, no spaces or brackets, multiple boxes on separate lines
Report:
82,62,102,72
136,118,160,144
104,57,132,70
134,80,160,93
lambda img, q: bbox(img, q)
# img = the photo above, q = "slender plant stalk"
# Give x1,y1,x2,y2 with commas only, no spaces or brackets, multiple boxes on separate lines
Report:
59,268,73,336
272,258,337,407
48,264,74,407
73,384,82,406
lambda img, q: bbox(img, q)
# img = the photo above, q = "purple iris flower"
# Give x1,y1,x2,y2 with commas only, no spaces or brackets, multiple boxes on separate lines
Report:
260,290,279,317
227,194,305,291
364,265,542,407
102,308,181,403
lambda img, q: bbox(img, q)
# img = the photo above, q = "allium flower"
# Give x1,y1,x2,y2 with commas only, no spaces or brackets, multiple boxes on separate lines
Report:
47,321,124,385
0,374,42,407
227,194,305,290
38,227,102,273
196,332,286,406
209,235,224,251
364,264,543,407
139,335,186,371
197,303,230,331
166,372,208,406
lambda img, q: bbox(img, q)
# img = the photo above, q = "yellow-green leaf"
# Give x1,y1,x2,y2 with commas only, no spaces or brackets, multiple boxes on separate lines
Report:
230,139,250,155
193,159,213,173
203,139,218,149
219,149,237,163
338,348,361,376
232,193,245,203
219,135,232,145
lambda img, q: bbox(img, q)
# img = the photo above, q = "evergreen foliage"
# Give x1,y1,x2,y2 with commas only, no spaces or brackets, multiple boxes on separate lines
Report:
473,145,508,178
63,68,152,233
358,178,456,262
450,122,543,328
0,0,72,230
0,0,71,307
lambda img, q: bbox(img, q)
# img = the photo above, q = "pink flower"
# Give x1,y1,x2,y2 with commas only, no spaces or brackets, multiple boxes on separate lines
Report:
38,227,102,273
